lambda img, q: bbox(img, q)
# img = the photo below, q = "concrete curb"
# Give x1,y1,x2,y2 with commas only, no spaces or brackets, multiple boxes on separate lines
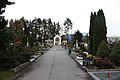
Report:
11,62,30,73
88,72,101,80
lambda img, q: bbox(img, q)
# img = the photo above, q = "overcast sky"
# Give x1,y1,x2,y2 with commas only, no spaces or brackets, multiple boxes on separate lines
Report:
3,0,120,37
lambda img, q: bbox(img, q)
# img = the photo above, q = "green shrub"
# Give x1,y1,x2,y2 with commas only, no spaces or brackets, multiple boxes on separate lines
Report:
0,53,17,70
97,40,109,58
15,52,30,64
14,46,22,53
111,41,120,55
109,54,120,66
110,41,120,66
0,52,30,70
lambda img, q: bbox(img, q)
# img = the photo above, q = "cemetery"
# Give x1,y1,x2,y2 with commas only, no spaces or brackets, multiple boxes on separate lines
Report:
0,0,120,80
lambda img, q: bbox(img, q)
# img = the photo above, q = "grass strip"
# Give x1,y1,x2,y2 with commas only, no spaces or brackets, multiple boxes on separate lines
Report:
0,71,15,80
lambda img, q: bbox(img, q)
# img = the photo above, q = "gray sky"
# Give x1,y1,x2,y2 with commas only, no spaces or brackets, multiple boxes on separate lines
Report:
3,0,120,37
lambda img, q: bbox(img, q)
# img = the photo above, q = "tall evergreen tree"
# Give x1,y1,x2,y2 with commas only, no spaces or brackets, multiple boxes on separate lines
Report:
0,0,14,52
0,0,15,15
93,12,99,55
74,30,83,43
89,9,107,55
89,12,96,54
64,18,73,34
73,30,83,47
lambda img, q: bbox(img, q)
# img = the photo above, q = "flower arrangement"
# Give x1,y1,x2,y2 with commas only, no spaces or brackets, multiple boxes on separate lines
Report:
87,54,94,60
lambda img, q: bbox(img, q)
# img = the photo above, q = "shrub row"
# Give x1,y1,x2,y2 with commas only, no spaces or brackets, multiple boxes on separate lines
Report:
0,52,30,70
96,40,120,67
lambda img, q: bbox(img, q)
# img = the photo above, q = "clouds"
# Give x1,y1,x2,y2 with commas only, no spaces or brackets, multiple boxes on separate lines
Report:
3,0,120,36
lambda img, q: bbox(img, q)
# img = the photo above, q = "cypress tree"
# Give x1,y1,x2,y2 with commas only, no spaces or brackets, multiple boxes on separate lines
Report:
89,9,107,55
94,9,107,55
93,12,99,55
89,12,96,54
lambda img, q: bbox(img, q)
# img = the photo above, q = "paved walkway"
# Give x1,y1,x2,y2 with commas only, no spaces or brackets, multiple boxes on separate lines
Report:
12,46,93,80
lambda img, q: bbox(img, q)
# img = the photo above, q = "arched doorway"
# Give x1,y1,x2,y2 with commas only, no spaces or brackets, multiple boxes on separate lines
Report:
55,37,59,45
54,35,61,45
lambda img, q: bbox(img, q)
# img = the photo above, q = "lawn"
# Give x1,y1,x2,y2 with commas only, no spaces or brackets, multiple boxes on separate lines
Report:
0,71,15,80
